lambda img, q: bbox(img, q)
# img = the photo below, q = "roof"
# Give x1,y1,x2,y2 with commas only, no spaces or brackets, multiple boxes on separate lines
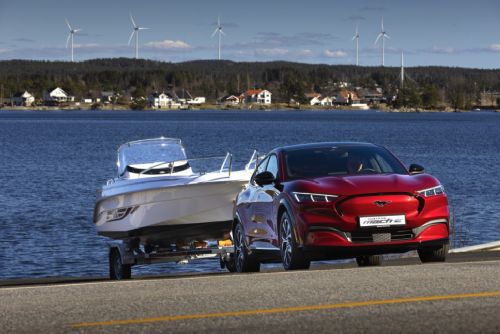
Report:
305,93,321,98
277,142,378,153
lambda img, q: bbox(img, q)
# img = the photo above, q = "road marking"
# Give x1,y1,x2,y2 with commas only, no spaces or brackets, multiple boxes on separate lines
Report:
71,291,500,328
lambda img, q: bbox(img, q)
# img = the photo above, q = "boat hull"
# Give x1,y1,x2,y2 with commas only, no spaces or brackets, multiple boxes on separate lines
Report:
94,173,250,246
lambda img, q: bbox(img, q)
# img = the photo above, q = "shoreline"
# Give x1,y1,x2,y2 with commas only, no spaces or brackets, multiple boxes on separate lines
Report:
1,104,499,113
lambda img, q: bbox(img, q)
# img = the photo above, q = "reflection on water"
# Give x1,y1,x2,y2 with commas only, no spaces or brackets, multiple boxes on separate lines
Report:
0,110,499,279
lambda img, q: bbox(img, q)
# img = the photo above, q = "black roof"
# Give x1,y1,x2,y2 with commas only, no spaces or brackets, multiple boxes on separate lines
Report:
278,142,378,153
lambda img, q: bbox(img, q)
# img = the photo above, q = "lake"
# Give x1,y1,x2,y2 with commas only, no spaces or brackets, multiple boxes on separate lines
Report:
0,109,499,279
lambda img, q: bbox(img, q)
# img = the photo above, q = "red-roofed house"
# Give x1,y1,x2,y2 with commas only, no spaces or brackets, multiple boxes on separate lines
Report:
244,89,272,104
336,90,361,105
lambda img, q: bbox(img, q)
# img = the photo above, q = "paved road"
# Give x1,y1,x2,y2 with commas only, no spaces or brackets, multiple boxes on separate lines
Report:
1,253,500,334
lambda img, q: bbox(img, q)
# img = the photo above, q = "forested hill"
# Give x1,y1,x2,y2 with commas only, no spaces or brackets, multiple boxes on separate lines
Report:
0,58,499,103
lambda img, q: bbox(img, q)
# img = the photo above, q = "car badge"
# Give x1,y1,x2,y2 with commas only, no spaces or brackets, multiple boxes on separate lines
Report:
374,200,392,207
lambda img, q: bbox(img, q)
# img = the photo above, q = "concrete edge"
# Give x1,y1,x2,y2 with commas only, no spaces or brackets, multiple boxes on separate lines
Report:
450,240,500,253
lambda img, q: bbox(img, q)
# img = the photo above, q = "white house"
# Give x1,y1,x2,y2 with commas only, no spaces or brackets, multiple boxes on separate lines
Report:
220,95,240,105
320,96,333,106
148,92,174,108
244,89,272,104
45,87,73,103
13,91,35,106
187,97,206,105
336,90,361,105
307,93,322,106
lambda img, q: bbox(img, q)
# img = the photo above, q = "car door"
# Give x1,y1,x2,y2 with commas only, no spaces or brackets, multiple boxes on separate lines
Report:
251,154,280,243
237,156,269,240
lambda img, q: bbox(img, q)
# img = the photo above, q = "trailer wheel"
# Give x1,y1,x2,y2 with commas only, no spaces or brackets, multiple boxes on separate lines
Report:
109,248,131,280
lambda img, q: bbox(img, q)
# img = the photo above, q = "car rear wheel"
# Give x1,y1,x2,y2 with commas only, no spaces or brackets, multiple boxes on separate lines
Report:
356,255,382,267
418,243,449,263
109,248,131,280
280,212,310,270
234,223,260,272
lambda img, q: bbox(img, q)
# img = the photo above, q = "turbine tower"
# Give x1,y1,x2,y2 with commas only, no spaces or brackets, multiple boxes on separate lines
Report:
211,16,225,60
128,14,150,59
400,51,404,88
65,19,81,62
352,24,360,66
374,18,390,66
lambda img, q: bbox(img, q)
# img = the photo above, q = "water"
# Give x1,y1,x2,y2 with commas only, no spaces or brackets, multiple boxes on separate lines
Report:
0,110,499,279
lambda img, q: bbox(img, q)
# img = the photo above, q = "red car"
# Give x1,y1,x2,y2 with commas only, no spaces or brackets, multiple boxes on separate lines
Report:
232,142,450,272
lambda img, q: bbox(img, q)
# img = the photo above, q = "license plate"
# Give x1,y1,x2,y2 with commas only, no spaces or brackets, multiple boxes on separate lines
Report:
359,215,406,227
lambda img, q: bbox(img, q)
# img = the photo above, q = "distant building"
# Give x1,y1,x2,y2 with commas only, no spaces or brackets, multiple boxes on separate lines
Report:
244,89,272,104
13,91,35,106
101,91,117,103
187,97,206,105
44,87,73,103
357,88,385,104
148,92,174,108
171,90,193,104
336,90,360,105
320,96,333,106
306,93,322,106
219,95,240,105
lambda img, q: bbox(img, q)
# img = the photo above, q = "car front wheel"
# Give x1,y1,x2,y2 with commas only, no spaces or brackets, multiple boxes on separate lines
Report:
280,212,310,270
418,243,449,263
234,223,260,272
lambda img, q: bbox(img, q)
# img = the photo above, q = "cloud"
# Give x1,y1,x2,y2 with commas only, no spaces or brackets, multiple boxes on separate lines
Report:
145,40,191,50
297,49,314,57
429,46,456,54
348,15,366,21
11,38,35,43
487,44,500,52
254,48,289,56
359,5,386,11
323,49,348,58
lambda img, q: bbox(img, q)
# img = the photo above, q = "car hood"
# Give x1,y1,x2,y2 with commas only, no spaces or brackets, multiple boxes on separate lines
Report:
286,173,440,196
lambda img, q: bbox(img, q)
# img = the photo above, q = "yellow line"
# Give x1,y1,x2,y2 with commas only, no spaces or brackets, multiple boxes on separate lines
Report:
71,291,500,328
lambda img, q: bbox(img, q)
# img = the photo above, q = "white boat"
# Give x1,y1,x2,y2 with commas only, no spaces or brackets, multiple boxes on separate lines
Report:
93,138,256,248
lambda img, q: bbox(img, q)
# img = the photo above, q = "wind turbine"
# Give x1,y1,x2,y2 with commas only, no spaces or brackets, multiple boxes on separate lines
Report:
211,16,225,60
374,18,390,66
128,14,150,59
352,24,360,66
65,19,82,62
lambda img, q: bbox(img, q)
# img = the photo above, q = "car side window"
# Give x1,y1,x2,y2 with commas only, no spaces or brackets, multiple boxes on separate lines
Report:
266,155,279,179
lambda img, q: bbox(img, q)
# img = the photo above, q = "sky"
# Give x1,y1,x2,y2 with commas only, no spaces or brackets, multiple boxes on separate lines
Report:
1,0,500,68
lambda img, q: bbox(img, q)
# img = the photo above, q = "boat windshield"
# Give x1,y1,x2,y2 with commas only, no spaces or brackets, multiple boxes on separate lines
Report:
117,138,188,176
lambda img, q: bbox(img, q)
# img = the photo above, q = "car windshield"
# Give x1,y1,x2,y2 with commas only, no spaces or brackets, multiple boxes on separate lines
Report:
284,145,407,180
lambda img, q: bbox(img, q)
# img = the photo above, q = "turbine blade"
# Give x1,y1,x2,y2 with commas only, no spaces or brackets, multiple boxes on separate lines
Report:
211,28,218,38
74,29,82,33
220,29,225,36
375,33,382,44
385,33,391,40
130,13,137,28
66,33,71,48
381,17,384,31
65,19,72,31
128,30,135,45
138,27,150,30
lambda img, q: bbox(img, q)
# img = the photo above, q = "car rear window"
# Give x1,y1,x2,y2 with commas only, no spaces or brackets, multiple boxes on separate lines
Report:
284,146,407,180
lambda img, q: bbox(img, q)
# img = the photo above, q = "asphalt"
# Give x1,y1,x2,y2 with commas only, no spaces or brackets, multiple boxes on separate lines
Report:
1,251,500,334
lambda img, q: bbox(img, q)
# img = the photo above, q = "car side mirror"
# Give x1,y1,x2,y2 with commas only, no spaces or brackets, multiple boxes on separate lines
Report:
409,164,425,175
254,171,276,186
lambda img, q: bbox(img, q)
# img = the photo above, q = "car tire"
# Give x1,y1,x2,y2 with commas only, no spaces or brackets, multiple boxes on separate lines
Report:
356,255,383,267
418,243,449,263
280,211,311,270
109,248,131,280
234,223,260,272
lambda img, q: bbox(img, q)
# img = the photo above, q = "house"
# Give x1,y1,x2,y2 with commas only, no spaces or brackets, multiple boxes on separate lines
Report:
187,97,206,105
336,90,361,105
148,92,174,108
320,96,333,106
306,93,322,106
13,91,35,106
244,89,272,104
44,87,73,103
357,88,385,104
219,95,240,105
101,91,117,103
